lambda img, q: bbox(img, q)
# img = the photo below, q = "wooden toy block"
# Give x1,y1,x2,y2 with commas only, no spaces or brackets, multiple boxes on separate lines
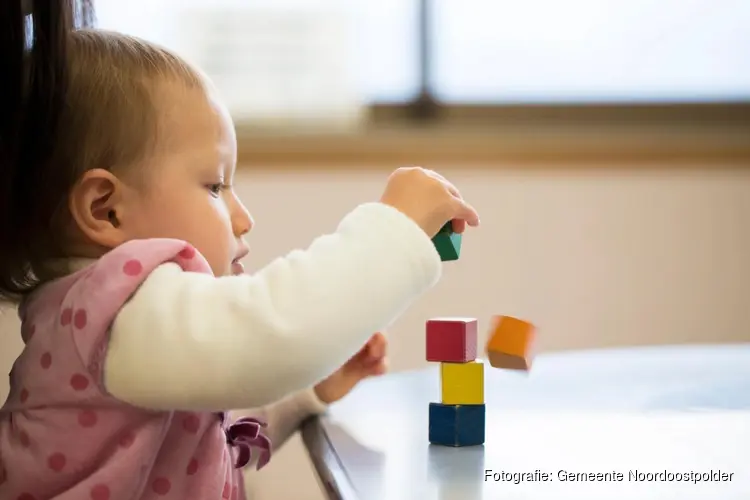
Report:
428,402,485,447
426,317,477,362
432,222,462,261
440,360,484,405
485,315,535,371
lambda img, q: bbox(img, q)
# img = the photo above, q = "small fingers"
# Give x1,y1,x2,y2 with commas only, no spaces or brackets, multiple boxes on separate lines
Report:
451,218,467,234
452,198,480,228
366,332,387,360
420,167,480,230
427,171,480,228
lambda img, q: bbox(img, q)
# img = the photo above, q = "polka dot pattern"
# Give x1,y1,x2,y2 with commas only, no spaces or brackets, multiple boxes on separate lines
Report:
90,484,110,500
70,374,89,391
78,410,98,428
118,432,135,449
152,477,171,495
179,246,195,259
47,453,66,472
40,352,52,369
186,459,199,476
3,240,238,499
73,309,87,329
122,259,142,276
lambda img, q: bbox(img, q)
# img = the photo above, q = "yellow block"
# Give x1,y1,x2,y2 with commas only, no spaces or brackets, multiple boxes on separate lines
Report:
440,360,484,405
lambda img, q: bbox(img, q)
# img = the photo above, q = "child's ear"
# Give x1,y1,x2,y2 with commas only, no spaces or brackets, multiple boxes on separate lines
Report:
68,168,128,249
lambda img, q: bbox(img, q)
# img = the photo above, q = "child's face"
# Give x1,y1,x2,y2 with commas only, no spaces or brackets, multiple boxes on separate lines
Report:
117,82,253,276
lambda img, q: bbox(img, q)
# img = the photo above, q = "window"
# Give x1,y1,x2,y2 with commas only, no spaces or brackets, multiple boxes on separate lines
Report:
93,0,750,125
428,0,750,104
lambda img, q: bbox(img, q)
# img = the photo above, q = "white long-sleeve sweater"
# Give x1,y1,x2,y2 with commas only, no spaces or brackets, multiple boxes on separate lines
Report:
95,202,441,443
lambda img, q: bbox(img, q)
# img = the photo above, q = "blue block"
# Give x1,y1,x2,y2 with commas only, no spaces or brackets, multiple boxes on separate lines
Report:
428,402,485,447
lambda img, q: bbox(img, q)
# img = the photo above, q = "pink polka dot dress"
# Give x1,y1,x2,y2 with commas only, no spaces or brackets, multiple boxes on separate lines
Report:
0,239,271,500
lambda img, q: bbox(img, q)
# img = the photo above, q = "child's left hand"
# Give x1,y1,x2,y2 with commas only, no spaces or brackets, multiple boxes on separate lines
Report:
314,332,388,405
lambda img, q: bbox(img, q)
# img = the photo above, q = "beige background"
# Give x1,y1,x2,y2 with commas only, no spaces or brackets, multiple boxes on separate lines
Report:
2,165,749,499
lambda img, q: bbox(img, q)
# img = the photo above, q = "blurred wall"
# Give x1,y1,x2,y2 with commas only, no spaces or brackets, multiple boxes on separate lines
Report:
2,164,749,500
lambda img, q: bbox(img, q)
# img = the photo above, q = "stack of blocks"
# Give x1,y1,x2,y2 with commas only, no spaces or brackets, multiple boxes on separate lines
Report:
426,318,485,447
425,315,536,447
427,220,537,446
428,221,478,446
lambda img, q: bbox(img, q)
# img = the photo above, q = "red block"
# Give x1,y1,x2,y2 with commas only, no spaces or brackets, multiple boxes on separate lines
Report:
425,317,478,362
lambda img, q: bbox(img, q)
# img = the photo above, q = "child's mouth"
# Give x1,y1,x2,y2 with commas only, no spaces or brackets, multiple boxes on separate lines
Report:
231,258,245,275
232,247,249,275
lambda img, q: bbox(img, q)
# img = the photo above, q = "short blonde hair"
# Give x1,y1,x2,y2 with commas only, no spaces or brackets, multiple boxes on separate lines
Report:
0,23,205,301
62,29,205,178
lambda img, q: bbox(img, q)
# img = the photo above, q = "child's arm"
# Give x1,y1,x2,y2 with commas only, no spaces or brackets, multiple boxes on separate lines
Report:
229,388,327,466
103,202,441,411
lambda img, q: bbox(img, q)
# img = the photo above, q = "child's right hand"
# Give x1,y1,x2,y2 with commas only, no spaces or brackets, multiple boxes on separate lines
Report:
379,166,480,237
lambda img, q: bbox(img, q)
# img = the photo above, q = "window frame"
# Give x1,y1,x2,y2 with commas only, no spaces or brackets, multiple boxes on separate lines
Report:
386,0,750,128
234,0,750,168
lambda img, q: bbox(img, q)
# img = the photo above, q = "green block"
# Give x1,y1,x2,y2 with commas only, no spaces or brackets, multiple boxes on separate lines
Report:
432,222,462,261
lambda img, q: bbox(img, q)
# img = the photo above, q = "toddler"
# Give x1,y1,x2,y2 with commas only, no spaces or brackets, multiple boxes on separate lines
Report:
0,1,479,499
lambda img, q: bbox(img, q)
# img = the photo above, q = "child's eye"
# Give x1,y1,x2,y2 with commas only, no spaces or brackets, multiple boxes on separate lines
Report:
208,183,224,196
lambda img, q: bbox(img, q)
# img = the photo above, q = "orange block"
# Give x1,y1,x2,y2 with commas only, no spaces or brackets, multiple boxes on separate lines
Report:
485,316,535,371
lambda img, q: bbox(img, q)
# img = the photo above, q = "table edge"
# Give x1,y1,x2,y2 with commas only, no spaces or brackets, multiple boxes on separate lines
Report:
301,416,360,500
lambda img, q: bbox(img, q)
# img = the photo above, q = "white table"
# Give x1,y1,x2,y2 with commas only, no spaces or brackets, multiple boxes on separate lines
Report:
302,344,750,500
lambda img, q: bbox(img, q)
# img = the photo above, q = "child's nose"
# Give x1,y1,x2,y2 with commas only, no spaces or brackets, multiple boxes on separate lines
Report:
232,196,254,236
